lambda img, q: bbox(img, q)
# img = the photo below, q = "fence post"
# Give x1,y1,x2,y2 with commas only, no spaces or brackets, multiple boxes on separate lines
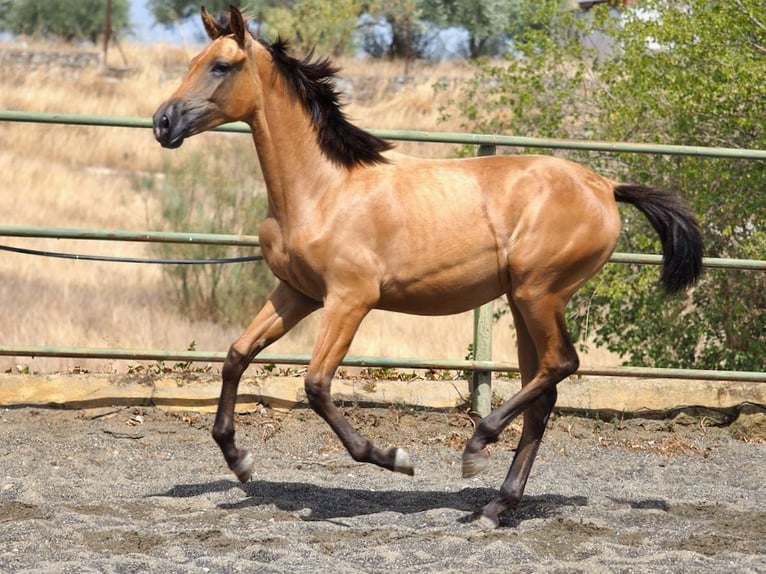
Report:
471,144,497,418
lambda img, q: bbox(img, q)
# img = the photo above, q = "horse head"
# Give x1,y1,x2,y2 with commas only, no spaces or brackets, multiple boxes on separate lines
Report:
152,6,261,148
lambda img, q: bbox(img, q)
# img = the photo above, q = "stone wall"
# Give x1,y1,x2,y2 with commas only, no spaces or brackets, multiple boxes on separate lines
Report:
0,47,100,71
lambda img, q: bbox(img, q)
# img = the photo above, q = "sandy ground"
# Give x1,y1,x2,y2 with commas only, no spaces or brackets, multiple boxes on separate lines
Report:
1,404,765,573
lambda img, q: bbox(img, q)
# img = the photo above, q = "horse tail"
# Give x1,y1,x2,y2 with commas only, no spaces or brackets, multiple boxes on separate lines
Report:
614,184,703,294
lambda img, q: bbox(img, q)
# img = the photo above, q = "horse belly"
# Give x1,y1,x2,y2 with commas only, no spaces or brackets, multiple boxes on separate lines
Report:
376,255,506,316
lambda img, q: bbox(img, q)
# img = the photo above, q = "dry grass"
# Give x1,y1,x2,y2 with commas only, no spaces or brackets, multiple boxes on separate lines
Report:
0,40,618,374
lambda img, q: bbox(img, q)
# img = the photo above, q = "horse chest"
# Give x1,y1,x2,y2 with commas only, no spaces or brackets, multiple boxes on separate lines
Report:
259,219,326,299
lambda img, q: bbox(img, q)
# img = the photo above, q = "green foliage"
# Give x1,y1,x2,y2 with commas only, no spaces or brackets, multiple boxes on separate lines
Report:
448,1,602,141
421,0,523,57
147,0,247,27
0,0,129,42
451,0,766,370
172,340,196,371
363,0,525,60
264,0,361,55
579,0,766,370
139,140,276,327
148,0,360,56
363,0,428,59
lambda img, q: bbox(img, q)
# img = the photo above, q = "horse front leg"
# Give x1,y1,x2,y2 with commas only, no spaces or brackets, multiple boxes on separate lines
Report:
213,281,320,482
304,295,414,475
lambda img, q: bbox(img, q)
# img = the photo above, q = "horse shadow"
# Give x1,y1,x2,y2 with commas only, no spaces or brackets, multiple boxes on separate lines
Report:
154,479,588,527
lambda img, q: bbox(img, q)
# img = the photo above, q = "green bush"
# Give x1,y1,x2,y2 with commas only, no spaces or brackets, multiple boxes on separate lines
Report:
450,0,766,370
0,0,129,43
139,140,275,326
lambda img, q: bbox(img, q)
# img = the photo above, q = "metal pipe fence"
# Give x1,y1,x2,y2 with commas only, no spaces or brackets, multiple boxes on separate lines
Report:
2,111,765,415
4,109,766,160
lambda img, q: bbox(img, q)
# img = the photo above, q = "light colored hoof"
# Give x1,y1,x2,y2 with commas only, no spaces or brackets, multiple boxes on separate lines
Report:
476,513,500,530
460,510,499,529
232,450,255,483
393,448,414,476
461,451,488,478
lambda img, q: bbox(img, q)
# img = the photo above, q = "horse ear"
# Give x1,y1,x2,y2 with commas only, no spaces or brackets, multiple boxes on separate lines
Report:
201,6,221,40
229,5,248,47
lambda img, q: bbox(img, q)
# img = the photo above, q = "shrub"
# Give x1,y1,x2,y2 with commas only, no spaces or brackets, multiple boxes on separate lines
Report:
139,139,275,326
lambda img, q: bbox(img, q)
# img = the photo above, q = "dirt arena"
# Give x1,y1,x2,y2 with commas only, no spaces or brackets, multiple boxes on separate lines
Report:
1,401,765,573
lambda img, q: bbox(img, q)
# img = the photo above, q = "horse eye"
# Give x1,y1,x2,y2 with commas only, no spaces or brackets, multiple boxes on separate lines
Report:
211,61,231,76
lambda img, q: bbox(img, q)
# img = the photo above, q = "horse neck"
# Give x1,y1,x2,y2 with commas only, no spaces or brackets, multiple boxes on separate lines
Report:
247,54,342,222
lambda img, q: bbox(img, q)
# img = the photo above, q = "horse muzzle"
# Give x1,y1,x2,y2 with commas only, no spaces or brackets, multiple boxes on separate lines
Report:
152,100,189,149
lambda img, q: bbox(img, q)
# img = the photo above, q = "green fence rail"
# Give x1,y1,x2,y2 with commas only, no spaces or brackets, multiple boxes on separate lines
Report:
0,226,260,247
0,110,766,160
1,225,763,270
2,110,765,416
0,345,763,384
4,109,766,160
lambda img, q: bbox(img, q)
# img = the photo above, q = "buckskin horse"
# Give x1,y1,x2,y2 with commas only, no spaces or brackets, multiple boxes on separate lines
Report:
152,6,703,528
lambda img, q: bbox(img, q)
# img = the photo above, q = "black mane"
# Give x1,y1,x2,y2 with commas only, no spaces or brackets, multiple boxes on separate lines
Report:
208,12,392,167
266,39,393,168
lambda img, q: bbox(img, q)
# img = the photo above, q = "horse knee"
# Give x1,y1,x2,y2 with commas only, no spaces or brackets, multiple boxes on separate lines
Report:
304,375,329,408
562,347,580,378
543,346,579,384
222,346,248,382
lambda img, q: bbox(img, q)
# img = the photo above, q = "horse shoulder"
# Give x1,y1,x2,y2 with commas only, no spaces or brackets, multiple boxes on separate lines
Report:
258,217,289,276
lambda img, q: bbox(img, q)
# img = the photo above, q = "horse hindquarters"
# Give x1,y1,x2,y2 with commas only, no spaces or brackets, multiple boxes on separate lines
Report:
462,171,621,527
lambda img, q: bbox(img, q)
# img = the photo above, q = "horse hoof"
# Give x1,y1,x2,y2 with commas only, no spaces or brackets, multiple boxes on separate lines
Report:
393,448,414,476
460,510,500,529
232,450,255,483
476,513,500,529
461,450,488,478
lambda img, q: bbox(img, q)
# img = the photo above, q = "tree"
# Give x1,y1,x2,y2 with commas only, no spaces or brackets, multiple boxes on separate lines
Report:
580,0,766,370
449,1,596,138
361,0,431,60
265,0,361,55
148,0,360,56
420,0,523,58
451,0,766,370
0,0,129,43
147,0,244,28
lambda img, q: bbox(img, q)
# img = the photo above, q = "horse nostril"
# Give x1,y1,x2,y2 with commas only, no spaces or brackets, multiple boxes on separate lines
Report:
152,102,186,147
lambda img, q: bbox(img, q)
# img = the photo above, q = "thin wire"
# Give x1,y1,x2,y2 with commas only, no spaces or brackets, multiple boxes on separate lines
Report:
0,244,263,265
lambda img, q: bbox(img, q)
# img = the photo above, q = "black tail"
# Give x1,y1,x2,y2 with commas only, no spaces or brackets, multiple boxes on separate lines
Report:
614,184,703,294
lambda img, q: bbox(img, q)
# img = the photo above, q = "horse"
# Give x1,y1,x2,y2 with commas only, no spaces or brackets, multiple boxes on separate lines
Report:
152,6,703,528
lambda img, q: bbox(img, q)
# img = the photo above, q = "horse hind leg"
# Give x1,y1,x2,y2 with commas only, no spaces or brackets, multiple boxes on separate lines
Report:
212,281,320,482
462,290,578,528
304,294,414,476
462,297,547,474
